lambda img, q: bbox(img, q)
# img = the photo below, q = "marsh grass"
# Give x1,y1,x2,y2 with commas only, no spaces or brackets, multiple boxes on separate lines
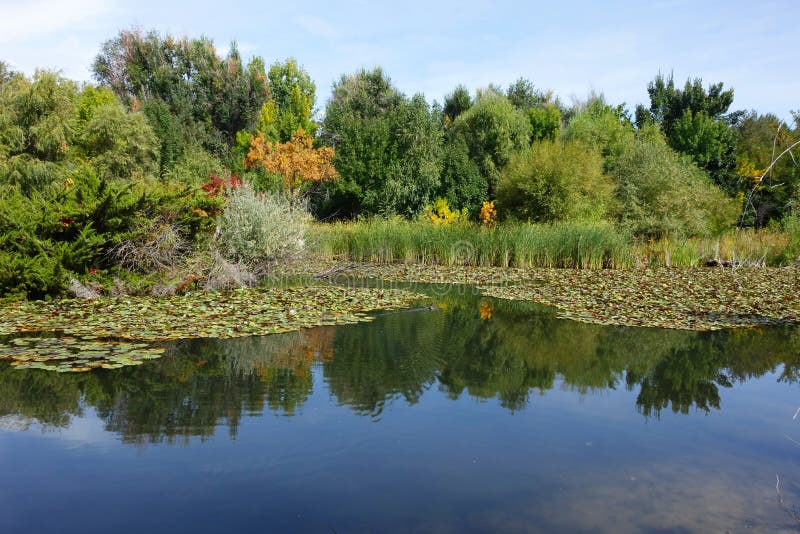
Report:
311,220,631,268
310,220,794,269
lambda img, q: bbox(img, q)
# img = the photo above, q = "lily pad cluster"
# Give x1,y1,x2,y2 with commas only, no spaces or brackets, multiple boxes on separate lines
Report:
0,285,425,341
323,263,800,331
0,337,164,372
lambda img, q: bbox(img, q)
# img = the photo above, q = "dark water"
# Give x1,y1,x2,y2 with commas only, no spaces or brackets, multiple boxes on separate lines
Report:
1,284,800,533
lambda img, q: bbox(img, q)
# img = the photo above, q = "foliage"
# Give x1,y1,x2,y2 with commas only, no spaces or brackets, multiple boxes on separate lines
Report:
635,73,739,193
448,92,530,198
245,128,337,198
506,77,550,111
527,105,561,142
215,183,311,265
93,30,269,165
319,69,442,218
479,201,497,225
437,134,487,214
164,145,225,186
735,111,799,225
562,97,634,172
443,84,472,125
79,102,159,179
781,209,800,262
0,71,77,194
613,127,739,237
496,139,614,223
0,174,127,297
422,198,468,225
255,58,318,142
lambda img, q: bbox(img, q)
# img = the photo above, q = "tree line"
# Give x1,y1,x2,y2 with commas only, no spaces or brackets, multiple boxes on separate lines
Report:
1,29,798,297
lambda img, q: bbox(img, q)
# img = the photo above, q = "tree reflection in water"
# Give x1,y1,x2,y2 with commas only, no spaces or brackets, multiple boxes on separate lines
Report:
0,288,798,442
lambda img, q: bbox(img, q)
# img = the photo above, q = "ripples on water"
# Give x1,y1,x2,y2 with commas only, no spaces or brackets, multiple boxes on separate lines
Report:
1,285,799,532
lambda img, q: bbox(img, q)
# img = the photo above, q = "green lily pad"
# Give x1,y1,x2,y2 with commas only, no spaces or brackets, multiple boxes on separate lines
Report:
0,336,166,373
0,285,425,342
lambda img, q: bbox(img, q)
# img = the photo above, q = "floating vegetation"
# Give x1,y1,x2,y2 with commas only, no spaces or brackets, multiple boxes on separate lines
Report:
0,285,425,341
0,337,165,372
332,263,800,331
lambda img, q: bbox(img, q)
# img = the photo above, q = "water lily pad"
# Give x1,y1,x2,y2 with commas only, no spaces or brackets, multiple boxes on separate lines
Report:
0,285,425,342
329,263,800,331
0,337,166,373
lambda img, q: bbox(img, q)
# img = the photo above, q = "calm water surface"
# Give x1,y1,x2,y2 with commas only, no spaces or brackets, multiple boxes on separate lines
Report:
1,284,799,533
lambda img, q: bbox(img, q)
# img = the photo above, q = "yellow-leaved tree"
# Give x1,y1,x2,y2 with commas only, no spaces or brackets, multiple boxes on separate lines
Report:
244,128,338,199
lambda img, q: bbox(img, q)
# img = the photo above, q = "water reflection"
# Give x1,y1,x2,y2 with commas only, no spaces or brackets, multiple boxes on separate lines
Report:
0,287,798,442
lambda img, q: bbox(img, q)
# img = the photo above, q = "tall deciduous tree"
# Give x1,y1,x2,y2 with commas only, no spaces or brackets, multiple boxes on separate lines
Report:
635,73,739,193
258,58,318,142
448,92,530,199
506,77,550,111
319,68,442,218
496,139,613,223
443,85,472,125
563,96,635,172
614,126,739,237
93,30,269,170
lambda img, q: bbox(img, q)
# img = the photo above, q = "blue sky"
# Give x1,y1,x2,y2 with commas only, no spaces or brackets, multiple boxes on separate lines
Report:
1,0,797,120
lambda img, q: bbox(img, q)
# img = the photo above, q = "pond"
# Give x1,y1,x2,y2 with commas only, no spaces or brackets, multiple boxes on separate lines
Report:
1,283,799,533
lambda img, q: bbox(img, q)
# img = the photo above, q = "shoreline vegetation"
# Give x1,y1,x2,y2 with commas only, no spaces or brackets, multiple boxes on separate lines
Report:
310,220,794,269
2,28,799,345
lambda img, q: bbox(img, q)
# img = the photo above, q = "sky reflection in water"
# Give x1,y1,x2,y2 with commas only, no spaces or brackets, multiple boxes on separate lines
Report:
1,288,799,533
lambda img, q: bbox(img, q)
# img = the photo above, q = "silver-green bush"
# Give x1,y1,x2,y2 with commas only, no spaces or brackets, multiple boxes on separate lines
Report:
216,184,310,265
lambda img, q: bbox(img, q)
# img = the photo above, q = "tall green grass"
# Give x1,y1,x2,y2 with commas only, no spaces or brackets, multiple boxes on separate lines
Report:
311,220,633,268
310,220,795,269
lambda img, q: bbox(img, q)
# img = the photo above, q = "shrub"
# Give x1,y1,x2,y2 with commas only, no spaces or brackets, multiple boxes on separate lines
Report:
216,183,310,265
496,139,614,223
614,127,739,237
111,219,191,272
164,146,226,186
781,210,800,262
422,198,468,225
479,201,497,225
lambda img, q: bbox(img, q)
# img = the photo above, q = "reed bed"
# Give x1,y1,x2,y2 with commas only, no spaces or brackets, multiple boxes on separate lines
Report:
310,219,795,269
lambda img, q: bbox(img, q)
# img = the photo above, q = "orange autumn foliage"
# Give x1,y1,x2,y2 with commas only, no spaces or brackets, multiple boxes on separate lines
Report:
245,128,338,196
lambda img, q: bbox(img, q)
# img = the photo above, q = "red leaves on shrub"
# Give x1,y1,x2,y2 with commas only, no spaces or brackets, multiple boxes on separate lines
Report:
202,173,243,198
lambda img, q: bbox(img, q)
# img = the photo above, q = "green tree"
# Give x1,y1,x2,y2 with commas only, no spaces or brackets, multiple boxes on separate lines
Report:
735,111,799,225
443,84,472,125
448,92,530,198
438,135,487,214
0,71,79,195
505,77,550,111
635,73,739,193
79,102,159,180
563,96,634,172
93,30,269,168
258,58,318,142
527,105,562,142
319,68,442,218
